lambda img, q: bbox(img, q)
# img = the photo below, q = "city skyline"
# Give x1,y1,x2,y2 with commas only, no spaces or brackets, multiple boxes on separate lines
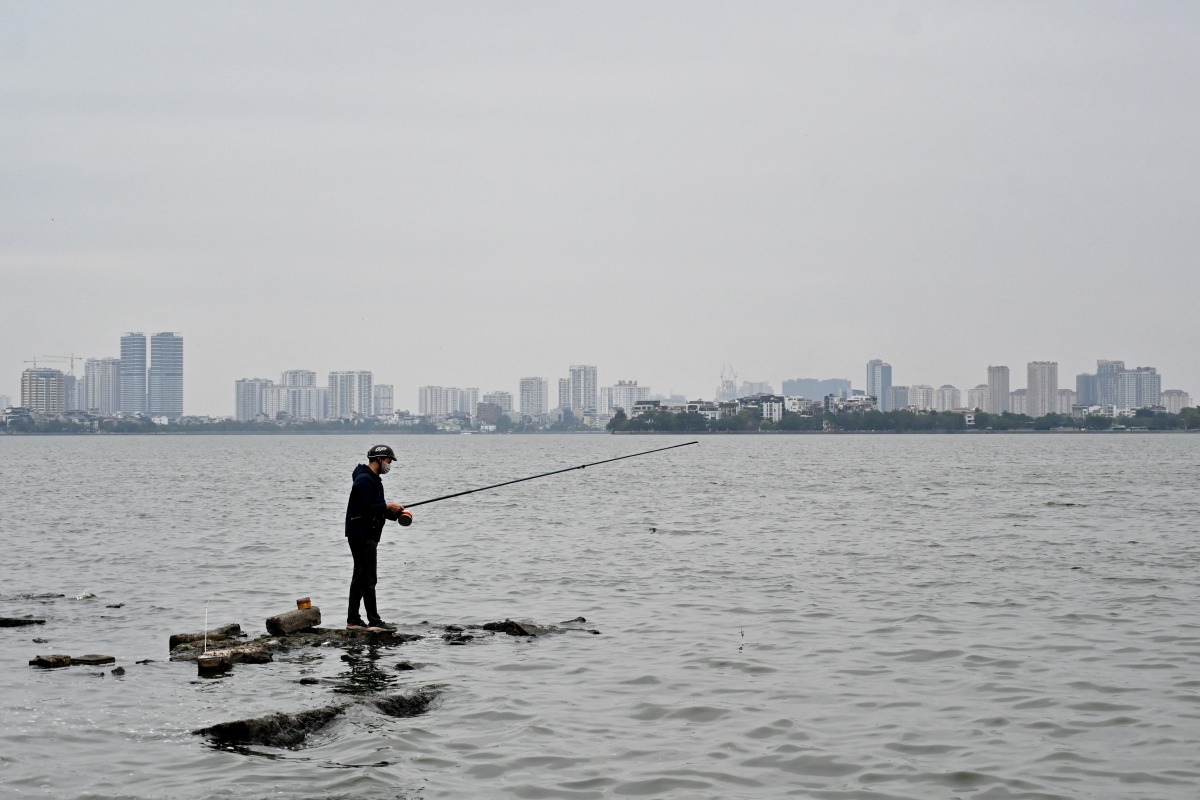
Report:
3,6,1198,417
8,341,1195,419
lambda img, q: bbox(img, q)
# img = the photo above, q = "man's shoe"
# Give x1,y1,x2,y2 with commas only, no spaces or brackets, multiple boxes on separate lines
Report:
347,621,369,631
367,620,397,631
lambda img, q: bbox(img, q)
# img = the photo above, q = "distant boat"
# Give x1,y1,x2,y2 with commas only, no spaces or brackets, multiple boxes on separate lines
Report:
461,431,473,435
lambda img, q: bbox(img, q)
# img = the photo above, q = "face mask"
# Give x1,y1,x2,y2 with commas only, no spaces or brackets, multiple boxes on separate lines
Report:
379,460,391,474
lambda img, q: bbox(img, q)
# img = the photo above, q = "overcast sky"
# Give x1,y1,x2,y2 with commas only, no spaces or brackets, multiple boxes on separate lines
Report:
3,2,1197,415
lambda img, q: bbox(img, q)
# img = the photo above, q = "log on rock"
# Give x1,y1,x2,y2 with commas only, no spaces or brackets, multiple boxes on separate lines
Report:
169,623,243,650
2,617,46,627
30,654,71,668
266,607,321,636
171,641,272,664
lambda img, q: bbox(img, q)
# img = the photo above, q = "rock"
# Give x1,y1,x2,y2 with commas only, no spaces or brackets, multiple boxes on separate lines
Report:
444,624,464,632
29,654,71,668
394,661,418,671
480,619,539,637
73,654,116,666
106,603,124,609
298,677,319,685
443,633,474,645
169,623,243,650
197,654,231,677
136,659,155,665
32,638,48,644
194,689,439,748
111,666,126,676
1,617,45,627
195,704,348,748
266,607,322,636
371,690,437,717
561,616,587,624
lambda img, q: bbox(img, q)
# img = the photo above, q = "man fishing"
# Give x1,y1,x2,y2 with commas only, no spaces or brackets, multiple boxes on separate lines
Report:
345,444,411,631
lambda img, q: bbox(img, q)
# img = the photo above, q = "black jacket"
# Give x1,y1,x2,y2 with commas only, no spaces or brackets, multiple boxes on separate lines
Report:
345,464,394,541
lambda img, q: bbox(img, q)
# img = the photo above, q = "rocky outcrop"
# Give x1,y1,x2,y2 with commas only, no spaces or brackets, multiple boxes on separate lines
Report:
194,689,439,748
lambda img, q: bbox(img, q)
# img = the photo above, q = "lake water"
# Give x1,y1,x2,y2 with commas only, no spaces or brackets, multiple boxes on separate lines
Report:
2,433,1199,799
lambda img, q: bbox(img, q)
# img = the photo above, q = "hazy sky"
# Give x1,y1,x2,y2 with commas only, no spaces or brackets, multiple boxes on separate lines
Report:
3,3,1197,415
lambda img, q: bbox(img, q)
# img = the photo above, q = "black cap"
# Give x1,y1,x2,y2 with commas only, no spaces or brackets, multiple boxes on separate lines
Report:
367,444,397,460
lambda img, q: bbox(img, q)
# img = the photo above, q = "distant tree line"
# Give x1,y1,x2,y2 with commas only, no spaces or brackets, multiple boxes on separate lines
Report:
605,406,1200,433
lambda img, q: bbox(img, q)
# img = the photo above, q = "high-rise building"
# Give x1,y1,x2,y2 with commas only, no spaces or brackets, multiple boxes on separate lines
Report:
148,332,184,419
908,385,935,411
0,394,11,409
1130,367,1161,409
934,385,961,411
21,368,65,414
281,370,316,388
1057,389,1077,415
419,386,448,419
782,378,851,400
329,371,373,419
739,381,774,397
1161,390,1192,414
987,365,1010,414
967,384,989,411
519,377,549,418
888,385,910,411
557,378,570,410
84,357,122,415
1096,360,1125,407
482,391,513,413
1076,373,1098,406
866,359,893,411
1027,361,1058,418
235,378,274,421
120,332,147,414
600,380,651,415
373,385,394,417
568,365,598,413
1009,388,1028,416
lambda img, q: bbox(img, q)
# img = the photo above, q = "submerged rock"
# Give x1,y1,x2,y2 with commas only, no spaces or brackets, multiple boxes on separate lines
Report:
194,689,438,748
1,617,45,627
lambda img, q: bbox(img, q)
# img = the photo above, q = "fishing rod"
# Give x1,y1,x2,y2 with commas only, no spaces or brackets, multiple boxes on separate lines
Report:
393,440,699,525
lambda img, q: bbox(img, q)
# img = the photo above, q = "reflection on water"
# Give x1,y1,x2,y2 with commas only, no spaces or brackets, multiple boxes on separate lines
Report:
332,643,398,696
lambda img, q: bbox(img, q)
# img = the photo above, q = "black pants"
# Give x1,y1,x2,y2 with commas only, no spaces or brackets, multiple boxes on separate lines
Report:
347,537,379,624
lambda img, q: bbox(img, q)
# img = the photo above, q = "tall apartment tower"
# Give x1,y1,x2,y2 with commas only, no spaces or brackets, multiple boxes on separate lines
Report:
934,385,961,412
84,357,122,415
568,365,599,413
328,371,373,419
21,368,65,414
986,365,1010,414
519,377,549,418
119,332,147,414
1095,360,1125,407
235,378,274,421
967,384,989,411
1027,361,1058,418
1076,373,1099,406
373,385,394,417
148,332,184,419
866,359,893,412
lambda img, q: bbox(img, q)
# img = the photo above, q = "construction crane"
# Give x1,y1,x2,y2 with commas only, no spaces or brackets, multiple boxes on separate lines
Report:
43,354,83,375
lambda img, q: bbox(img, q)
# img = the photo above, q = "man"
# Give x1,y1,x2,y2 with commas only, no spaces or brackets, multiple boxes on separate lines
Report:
345,444,410,631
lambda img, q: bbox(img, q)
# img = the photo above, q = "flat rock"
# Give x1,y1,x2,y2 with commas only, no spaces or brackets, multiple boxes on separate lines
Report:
73,654,116,666
1,617,46,627
168,623,243,650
